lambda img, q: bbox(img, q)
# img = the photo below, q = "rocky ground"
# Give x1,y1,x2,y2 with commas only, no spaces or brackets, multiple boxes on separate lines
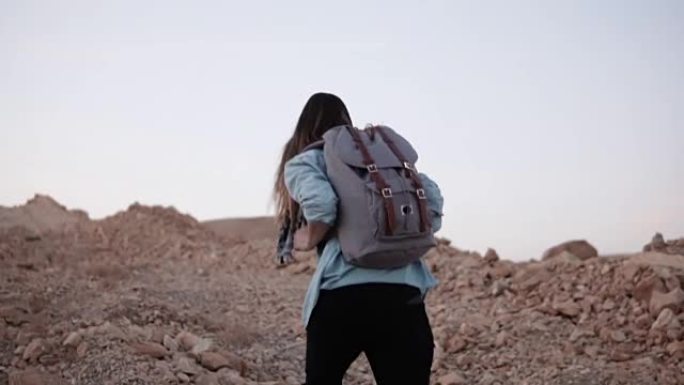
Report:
1,195,683,385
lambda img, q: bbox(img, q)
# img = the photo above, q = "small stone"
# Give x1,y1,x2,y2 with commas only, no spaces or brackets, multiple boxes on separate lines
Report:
553,299,581,317
99,322,128,341
176,356,200,375
601,264,611,275
583,345,599,357
495,331,508,347
163,335,178,352
635,313,651,329
62,331,81,347
666,341,684,358
610,330,627,343
651,308,675,331
191,338,213,356
176,372,190,383
602,299,616,311
22,339,46,363
38,354,58,366
491,280,508,297
217,368,247,385
569,328,594,342
195,373,220,385
176,331,200,351
437,372,466,385
199,352,232,371
76,342,88,358
130,341,168,359
446,335,467,353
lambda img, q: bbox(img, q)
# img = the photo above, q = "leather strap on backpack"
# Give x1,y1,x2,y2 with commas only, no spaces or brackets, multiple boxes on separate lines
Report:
374,126,430,233
346,126,396,236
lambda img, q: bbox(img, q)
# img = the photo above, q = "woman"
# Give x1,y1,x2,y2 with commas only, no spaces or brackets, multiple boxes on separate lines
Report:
274,92,443,385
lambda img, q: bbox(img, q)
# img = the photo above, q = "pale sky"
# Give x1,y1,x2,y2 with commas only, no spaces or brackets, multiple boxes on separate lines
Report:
1,0,682,260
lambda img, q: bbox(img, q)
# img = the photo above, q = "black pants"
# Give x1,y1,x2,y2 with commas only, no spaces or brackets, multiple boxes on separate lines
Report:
305,283,434,385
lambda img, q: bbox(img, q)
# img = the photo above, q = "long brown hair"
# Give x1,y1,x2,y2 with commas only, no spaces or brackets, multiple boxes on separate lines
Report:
273,93,353,226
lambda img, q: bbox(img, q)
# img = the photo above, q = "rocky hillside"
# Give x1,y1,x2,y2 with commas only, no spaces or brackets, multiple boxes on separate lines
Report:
1,196,683,385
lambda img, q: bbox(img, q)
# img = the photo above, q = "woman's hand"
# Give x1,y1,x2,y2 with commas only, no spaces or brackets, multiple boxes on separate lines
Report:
294,226,313,251
294,222,332,251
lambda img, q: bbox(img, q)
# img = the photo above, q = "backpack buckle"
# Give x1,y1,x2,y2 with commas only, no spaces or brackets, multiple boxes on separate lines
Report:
403,162,414,170
366,164,378,173
381,188,393,198
416,188,427,200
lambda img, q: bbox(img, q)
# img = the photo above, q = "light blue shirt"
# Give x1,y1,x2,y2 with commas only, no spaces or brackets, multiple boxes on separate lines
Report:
284,149,443,326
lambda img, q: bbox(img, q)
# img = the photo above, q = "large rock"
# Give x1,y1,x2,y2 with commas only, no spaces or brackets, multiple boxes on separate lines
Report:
483,248,499,263
627,252,684,270
542,240,598,261
649,288,684,315
633,275,666,303
644,233,667,251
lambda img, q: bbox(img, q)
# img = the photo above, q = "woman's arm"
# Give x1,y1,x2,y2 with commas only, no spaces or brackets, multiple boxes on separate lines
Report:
284,152,338,251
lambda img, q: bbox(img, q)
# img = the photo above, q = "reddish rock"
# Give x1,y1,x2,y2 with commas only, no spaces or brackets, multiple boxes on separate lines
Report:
651,308,676,331
542,240,598,261
76,341,88,358
666,341,684,358
199,352,233,371
195,373,220,385
483,248,499,263
436,372,466,385
62,331,82,347
21,339,46,363
130,341,168,359
553,299,581,317
446,335,467,353
649,288,684,315
633,275,666,303
176,331,200,351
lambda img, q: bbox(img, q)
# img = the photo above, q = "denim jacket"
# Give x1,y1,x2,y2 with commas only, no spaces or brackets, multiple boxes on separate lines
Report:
284,149,443,326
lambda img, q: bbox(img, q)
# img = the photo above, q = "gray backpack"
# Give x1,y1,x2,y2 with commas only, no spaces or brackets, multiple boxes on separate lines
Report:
305,125,436,269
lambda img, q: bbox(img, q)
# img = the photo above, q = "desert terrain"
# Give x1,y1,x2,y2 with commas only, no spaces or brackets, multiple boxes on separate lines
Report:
1,195,683,385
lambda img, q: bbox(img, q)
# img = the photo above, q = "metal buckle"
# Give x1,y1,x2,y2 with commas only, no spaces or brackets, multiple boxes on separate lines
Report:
366,164,378,173
416,188,427,200
403,161,414,170
381,188,393,198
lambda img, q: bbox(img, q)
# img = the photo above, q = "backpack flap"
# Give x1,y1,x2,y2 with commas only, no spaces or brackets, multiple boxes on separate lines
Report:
324,125,418,170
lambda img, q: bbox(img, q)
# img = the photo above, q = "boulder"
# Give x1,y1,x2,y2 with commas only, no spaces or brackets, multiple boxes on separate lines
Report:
649,288,684,315
542,240,598,261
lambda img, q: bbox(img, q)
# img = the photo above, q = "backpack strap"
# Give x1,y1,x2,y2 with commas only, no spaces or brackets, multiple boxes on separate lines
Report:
346,126,397,236
374,126,430,233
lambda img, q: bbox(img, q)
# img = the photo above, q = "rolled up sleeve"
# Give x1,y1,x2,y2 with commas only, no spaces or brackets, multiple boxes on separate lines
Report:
284,151,338,225
418,173,444,233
